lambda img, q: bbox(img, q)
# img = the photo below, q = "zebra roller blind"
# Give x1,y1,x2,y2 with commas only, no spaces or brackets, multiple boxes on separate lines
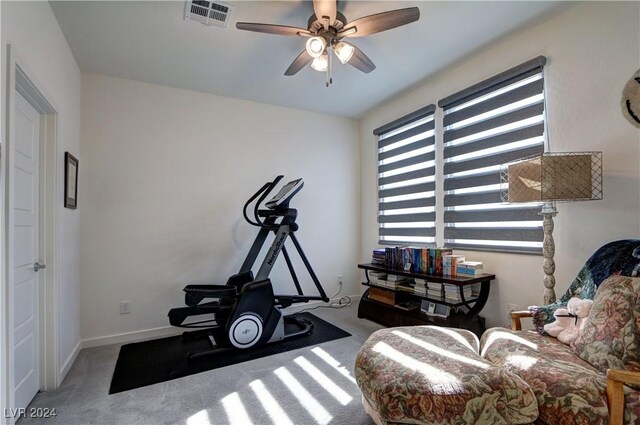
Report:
375,104,437,245
438,57,546,254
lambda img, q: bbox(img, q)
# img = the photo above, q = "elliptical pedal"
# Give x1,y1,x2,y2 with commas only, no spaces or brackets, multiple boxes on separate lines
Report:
283,315,313,339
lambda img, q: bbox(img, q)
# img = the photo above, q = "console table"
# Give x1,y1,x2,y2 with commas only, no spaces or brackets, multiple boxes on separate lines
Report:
357,263,495,337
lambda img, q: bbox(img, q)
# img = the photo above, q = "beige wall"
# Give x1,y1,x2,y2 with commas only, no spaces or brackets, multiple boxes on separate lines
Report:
359,1,640,327
80,74,360,344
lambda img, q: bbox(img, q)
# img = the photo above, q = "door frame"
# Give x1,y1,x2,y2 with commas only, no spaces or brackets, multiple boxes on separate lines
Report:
2,44,60,420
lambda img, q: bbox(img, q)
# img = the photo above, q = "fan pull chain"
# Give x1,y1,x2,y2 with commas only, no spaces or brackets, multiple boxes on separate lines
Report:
326,45,333,87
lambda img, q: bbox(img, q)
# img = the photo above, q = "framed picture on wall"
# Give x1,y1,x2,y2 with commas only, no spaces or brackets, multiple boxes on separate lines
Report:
64,152,78,209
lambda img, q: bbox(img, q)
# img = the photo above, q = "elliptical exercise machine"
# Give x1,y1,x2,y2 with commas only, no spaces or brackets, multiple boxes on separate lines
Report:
168,175,329,358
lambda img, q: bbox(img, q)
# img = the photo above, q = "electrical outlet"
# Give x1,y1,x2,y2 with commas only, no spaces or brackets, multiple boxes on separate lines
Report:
337,275,343,286
120,300,131,315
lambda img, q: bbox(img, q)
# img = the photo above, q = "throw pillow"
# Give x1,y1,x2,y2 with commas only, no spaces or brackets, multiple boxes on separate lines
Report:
572,274,640,389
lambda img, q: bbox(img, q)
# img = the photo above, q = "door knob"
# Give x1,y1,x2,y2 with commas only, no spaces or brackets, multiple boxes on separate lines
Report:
34,262,46,272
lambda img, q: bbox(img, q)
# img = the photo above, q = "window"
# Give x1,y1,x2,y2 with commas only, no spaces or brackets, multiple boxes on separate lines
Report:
375,105,436,245
438,57,546,254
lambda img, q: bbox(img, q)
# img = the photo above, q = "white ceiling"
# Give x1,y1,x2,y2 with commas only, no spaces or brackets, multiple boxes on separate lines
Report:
50,1,569,118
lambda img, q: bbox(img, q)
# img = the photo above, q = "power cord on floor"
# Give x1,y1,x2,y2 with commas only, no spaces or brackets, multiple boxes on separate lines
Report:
297,285,352,313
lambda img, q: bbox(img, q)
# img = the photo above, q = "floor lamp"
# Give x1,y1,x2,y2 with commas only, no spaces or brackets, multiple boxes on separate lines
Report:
500,152,603,304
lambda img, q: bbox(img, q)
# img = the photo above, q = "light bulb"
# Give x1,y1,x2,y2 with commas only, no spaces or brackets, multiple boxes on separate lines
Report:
311,54,328,72
305,37,326,58
334,42,355,64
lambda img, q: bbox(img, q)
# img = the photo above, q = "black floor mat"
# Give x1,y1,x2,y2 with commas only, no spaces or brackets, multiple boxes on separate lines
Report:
109,312,351,394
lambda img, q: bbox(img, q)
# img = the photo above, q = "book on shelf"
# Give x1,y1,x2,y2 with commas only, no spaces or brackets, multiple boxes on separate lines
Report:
443,283,472,292
369,271,388,280
387,274,409,283
376,246,486,278
384,246,405,270
456,268,483,276
381,246,463,276
427,281,442,290
443,255,465,277
372,249,387,265
457,261,484,276
432,248,453,275
415,283,445,299
443,283,473,302
371,280,399,290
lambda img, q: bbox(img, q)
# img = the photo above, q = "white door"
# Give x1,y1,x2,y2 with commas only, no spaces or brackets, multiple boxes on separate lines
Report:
11,91,41,410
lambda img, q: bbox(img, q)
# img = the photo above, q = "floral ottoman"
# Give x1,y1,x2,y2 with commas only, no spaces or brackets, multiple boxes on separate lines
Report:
355,326,539,425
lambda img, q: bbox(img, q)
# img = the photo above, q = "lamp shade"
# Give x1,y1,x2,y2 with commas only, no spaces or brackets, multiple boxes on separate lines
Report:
306,37,326,58
501,152,603,203
311,54,328,72
334,42,355,64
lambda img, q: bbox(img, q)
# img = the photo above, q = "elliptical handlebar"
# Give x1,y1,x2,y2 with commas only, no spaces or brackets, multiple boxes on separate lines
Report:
242,175,284,227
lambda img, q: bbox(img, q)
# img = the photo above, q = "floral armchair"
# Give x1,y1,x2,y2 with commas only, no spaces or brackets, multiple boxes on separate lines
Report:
517,239,640,333
508,239,640,425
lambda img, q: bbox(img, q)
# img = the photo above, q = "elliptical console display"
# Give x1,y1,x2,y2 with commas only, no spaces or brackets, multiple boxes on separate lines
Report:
168,176,328,358
265,178,303,209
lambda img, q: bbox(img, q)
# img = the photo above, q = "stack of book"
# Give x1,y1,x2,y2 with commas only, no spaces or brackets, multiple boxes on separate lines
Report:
413,279,445,299
443,283,473,302
413,278,427,296
376,274,409,290
427,281,444,299
372,249,387,266
443,255,465,276
368,271,388,286
457,261,484,276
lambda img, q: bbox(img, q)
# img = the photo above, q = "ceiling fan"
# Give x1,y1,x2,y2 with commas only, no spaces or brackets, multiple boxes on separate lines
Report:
236,0,420,86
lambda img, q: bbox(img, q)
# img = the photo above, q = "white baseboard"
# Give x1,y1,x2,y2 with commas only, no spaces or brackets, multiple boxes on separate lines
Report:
82,325,183,349
81,295,361,349
59,340,81,382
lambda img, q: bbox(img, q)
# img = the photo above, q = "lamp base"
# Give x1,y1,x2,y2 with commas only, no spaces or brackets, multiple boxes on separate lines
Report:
539,201,557,304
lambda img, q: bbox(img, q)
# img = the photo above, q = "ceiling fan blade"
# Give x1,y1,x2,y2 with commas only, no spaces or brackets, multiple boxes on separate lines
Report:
285,50,313,76
236,22,310,37
313,0,337,28
338,7,420,38
347,45,376,74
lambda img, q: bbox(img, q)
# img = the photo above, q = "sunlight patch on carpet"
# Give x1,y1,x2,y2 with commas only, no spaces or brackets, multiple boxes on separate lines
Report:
294,356,352,405
311,347,357,385
249,379,295,425
274,366,332,425
186,410,211,425
221,392,254,425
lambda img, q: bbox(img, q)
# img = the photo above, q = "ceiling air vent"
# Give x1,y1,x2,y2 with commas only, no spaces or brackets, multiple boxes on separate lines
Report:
184,0,233,28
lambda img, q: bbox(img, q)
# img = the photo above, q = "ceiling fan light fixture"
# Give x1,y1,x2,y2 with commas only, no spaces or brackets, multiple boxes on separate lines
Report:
305,36,326,58
334,42,355,64
311,54,328,72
